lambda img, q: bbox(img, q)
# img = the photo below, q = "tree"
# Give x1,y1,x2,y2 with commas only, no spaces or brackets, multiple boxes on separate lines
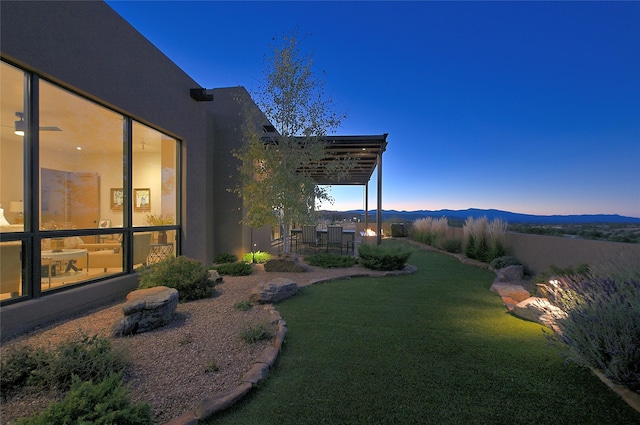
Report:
234,30,348,253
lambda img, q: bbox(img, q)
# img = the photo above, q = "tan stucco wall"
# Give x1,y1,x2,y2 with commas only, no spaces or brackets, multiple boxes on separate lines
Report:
504,232,640,275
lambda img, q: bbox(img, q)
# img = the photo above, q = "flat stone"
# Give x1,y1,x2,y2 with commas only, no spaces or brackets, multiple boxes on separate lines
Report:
255,346,279,367
248,278,298,304
195,382,252,420
490,282,531,303
512,297,567,327
242,363,269,385
112,286,178,336
165,411,198,425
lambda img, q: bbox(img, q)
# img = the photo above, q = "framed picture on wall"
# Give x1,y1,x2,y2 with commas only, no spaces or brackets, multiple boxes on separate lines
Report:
134,188,151,211
110,188,124,210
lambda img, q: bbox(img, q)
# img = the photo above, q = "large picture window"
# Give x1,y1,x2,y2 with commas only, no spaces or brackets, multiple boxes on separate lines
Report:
0,60,181,303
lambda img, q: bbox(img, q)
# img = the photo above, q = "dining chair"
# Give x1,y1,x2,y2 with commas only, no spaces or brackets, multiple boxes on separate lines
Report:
301,225,319,254
326,226,344,254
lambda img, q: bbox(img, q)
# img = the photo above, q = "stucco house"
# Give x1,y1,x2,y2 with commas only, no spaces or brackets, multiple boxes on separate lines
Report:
0,1,386,339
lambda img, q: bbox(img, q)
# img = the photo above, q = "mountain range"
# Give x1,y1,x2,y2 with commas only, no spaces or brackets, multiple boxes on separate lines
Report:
328,208,640,224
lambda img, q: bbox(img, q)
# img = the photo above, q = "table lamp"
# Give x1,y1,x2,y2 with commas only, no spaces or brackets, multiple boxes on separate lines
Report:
9,201,23,224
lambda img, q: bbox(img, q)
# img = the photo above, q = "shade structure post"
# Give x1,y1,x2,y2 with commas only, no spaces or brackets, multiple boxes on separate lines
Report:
376,151,382,245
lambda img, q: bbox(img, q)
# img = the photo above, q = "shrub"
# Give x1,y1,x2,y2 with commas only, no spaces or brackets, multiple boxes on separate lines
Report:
1,345,50,396
214,253,238,264
490,255,521,270
547,276,640,392
1,333,127,396
358,243,413,271
305,253,358,268
264,259,306,272
240,322,275,344
138,256,215,302
15,373,152,425
440,238,462,253
234,300,253,311
212,262,253,276
242,251,273,264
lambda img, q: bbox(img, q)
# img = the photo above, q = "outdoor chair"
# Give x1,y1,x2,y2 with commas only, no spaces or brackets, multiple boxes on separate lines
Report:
326,226,344,254
300,225,319,254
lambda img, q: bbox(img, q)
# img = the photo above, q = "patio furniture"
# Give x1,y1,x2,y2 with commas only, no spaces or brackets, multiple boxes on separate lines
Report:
300,225,320,254
326,226,344,254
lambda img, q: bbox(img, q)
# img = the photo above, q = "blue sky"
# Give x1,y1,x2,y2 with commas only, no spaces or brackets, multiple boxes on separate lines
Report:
107,1,640,218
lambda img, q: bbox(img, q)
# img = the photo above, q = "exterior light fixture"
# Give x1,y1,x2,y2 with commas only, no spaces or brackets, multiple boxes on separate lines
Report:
14,112,25,136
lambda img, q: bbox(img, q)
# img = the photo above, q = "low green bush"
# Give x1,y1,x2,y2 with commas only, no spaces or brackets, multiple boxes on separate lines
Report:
547,276,640,392
490,255,521,270
212,262,253,276
15,373,152,425
305,253,358,268
358,243,413,271
440,239,462,253
240,322,275,344
234,300,253,311
1,333,127,396
214,253,238,264
264,259,306,273
242,251,273,264
138,256,215,302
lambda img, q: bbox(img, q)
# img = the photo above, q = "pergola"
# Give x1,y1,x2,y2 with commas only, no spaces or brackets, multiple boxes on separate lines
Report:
303,134,389,245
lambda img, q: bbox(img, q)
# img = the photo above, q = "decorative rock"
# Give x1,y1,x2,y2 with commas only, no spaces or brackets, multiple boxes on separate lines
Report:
490,282,531,303
242,362,270,385
511,297,567,328
256,346,280,367
195,382,253,420
111,286,179,336
208,269,223,283
248,277,298,304
500,265,524,281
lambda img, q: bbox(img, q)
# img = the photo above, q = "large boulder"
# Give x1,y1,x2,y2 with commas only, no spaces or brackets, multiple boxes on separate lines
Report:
511,297,567,328
496,265,524,282
112,286,179,336
248,278,298,304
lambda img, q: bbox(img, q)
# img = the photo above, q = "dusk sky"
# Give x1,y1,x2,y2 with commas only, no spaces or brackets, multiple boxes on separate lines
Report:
106,1,640,218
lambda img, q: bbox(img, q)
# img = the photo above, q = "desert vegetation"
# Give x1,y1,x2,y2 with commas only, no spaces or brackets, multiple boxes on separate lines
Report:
539,259,640,392
508,222,640,243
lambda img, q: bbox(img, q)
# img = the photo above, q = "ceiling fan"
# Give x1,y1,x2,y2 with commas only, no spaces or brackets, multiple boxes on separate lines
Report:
9,112,62,136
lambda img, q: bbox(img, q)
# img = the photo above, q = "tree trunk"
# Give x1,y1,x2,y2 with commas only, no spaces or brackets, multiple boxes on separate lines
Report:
283,222,291,254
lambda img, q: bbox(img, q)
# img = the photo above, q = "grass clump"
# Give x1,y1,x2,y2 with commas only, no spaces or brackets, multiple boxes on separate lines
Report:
410,217,448,247
357,241,413,271
462,216,508,263
15,373,152,425
234,300,253,311
214,253,238,264
212,262,253,276
305,252,358,268
138,256,215,302
1,333,127,396
240,322,274,344
242,251,273,264
264,259,306,273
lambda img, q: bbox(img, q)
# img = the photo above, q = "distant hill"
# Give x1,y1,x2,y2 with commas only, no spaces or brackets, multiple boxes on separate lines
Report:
328,208,640,224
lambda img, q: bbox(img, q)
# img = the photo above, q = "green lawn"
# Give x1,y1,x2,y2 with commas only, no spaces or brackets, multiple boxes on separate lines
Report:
209,241,640,424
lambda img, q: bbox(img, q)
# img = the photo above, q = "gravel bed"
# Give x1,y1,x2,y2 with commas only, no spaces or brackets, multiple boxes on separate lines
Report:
1,263,383,424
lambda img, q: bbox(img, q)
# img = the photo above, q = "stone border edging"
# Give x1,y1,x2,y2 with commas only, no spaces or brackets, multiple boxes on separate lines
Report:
165,265,418,425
